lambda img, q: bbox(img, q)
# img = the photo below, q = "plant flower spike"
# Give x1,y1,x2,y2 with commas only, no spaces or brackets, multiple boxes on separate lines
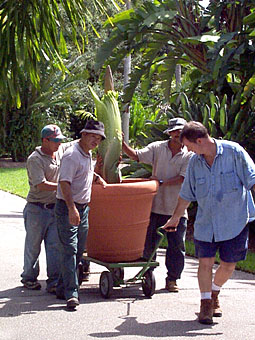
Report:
89,66,122,183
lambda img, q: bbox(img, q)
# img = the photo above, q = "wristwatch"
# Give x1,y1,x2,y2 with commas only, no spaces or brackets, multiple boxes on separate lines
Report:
159,180,164,186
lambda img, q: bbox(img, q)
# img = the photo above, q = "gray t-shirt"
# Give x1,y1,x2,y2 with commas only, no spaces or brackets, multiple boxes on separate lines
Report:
56,143,94,204
26,142,75,204
136,140,193,216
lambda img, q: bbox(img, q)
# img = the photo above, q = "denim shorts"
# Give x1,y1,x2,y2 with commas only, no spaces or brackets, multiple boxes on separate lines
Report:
194,225,249,263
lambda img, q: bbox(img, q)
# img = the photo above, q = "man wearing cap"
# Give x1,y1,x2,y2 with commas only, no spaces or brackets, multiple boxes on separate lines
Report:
55,120,107,310
21,124,75,292
122,117,193,292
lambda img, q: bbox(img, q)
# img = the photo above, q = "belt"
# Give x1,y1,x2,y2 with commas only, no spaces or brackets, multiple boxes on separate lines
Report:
57,199,87,210
30,202,55,209
74,202,88,209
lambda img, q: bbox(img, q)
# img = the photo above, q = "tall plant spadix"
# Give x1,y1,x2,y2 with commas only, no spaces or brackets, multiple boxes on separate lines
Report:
89,66,122,183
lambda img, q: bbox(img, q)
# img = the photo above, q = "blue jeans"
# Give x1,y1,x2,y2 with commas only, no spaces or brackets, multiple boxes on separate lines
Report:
143,212,187,281
55,199,89,300
21,203,60,289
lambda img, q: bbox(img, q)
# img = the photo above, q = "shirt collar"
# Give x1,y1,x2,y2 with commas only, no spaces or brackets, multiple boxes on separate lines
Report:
76,142,91,158
197,138,223,162
35,146,54,158
214,139,223,155
165,140,188,155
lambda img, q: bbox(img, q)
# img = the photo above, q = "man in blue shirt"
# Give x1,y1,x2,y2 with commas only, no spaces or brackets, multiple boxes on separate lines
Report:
163,121,255,325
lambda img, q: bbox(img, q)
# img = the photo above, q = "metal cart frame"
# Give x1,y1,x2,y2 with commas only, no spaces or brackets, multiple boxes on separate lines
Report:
78,227,165,298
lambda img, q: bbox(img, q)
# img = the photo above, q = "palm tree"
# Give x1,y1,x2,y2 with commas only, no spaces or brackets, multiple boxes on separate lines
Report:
0,0,123,160
95,0,255,102
0,0,123,105
94,0,255,156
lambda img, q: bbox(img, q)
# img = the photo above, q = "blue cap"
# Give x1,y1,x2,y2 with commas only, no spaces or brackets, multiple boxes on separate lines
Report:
41,125,66,142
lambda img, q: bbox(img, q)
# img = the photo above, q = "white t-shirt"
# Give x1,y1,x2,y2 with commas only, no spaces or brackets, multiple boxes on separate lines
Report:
57,143,94,204
136,140,192,216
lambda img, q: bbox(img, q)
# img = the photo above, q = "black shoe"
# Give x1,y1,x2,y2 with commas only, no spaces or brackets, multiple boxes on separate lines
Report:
66,297,79,310
21,280,41,290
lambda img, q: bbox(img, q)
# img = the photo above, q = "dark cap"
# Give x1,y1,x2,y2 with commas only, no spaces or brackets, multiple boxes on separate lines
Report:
80,120,106,140
41,124,66,142
163,117,187,134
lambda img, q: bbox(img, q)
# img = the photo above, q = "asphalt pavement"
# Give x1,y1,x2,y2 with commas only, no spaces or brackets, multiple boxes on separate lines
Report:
0,189,255,340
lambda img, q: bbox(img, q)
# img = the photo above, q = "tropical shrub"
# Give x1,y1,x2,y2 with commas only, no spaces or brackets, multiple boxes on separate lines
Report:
95,0,255,160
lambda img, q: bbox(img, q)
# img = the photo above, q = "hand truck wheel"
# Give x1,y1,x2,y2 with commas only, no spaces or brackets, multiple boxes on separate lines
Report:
142,270,156,298
99,271,113,298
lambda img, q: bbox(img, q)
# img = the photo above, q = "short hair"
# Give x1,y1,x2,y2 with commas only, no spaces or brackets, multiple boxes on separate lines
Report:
180,121,209,143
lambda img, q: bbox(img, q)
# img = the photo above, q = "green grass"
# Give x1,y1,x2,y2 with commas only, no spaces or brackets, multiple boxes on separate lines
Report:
0,168,28,198
1,167,255,274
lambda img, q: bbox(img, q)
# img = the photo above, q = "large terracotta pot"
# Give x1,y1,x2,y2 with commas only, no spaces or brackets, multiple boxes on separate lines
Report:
87,178,158,262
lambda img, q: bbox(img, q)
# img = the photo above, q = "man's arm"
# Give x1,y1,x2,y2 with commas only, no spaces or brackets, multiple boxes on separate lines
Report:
37,181,57,191
163,196,191,232
93,172,107,187
122,140,139,161
59,181,80,225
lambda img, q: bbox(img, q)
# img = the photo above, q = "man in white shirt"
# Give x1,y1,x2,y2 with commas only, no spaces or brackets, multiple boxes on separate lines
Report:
55,120,107,310
122,118,192,292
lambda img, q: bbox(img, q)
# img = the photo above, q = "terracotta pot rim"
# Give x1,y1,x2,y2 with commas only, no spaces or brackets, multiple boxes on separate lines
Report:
91,178,159,196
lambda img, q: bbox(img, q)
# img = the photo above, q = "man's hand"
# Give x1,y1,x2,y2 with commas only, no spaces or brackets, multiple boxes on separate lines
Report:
68,206,80,225
96,176,107,188
163,215,180,232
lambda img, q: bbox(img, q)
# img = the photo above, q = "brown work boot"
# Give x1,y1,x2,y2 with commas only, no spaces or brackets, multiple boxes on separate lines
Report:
198,299,213,324
212,290,222,317
165,280,179,293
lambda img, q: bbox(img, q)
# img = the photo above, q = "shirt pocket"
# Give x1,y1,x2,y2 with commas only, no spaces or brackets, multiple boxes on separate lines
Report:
221,171,239,193
195,177,208,198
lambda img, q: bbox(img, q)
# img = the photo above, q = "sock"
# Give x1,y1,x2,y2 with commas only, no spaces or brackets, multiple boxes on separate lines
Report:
212,282,221,291
201,292,212,300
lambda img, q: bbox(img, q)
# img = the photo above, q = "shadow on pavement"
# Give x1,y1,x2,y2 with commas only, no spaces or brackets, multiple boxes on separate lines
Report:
0,286,63,317
0,282,151,317
89,316,223,338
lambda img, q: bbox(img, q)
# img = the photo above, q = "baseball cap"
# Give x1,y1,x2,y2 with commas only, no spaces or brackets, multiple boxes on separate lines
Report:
41,124,66,142
163,117,187,134
80,120,106,140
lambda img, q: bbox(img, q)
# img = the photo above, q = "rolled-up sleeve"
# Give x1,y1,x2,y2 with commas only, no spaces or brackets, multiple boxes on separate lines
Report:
136,145,154,165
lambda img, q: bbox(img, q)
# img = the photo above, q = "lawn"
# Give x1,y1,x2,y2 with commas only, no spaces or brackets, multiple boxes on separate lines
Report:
0,168,29,198
1,167,255,274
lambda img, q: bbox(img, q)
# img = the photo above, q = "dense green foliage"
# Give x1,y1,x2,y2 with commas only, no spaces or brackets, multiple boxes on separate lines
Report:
96,0,255,159
0,1,122,160
0,0,123,103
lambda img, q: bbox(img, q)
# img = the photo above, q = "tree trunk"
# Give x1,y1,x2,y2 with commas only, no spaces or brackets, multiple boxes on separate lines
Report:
122,0,132,145
175,65,181,89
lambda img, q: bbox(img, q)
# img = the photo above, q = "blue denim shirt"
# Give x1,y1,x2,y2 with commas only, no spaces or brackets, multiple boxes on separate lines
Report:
180,139,255,242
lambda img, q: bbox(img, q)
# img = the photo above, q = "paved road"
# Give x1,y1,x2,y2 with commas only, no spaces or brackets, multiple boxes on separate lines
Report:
0,190,255,340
